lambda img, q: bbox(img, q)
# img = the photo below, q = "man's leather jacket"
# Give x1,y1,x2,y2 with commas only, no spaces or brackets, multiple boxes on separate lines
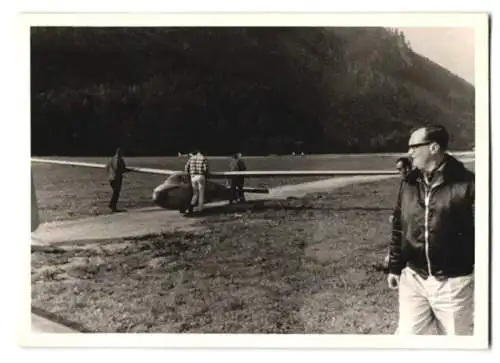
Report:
388,154,475,279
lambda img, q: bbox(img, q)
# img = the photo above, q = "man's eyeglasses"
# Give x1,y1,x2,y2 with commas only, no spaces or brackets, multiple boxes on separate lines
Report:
408,141,432,149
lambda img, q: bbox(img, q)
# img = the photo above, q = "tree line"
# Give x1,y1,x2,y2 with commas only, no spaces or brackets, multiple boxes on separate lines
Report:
31,27,475,156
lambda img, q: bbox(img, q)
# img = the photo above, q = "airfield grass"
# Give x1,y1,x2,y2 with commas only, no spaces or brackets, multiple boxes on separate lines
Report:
31,178,402,334
32,163,166,223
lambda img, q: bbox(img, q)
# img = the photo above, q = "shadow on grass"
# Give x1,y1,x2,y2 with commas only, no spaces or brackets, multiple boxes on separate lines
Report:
32,238,131,248
329,207,393,212
183,199,393,217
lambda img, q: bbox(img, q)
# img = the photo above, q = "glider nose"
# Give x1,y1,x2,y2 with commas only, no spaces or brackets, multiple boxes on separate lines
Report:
152,185,169,208
152,184,163,204
152,190,165,204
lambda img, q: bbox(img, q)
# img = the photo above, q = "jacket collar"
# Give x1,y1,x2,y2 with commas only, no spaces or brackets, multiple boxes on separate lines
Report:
407,153,467,186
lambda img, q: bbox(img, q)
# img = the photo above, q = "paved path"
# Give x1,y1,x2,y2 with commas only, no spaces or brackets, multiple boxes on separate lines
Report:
31,313,78,333
31,207,202,245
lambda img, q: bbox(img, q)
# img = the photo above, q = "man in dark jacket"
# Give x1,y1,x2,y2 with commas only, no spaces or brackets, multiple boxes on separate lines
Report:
106,148,130,212
390,157,413,223
395,156,412,179
384,157,413,268
228,152,247,203
387,124,475,335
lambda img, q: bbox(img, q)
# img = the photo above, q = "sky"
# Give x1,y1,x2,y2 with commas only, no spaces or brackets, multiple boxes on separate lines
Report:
398,27,475,85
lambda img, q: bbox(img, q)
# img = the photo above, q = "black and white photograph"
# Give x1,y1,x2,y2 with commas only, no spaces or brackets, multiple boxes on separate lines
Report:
22,12,490,349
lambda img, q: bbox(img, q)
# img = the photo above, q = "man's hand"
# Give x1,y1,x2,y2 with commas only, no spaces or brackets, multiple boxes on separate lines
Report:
387,273,400,290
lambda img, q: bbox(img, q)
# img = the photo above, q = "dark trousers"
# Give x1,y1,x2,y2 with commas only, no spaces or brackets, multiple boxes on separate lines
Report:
109,179,122,210
229,178,245,202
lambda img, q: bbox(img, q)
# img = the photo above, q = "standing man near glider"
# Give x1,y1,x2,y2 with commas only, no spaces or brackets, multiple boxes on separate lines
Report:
106,147,131,213
228,152,247,203
184,149,209,214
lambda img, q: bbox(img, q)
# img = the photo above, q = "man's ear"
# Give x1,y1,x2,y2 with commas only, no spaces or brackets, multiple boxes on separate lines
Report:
429,142,440,155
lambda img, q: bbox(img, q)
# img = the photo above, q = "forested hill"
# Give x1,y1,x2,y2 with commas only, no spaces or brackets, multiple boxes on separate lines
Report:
30,27,475,156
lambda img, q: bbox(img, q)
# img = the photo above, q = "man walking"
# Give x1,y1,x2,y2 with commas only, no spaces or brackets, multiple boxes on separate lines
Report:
184,149,209,213
387,124,475,335
106,147,130,213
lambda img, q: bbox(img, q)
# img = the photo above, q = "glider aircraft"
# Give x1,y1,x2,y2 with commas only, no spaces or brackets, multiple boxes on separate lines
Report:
31,158,400,214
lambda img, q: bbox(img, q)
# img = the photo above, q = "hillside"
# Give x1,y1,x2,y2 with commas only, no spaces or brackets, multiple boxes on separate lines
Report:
30,27,475,156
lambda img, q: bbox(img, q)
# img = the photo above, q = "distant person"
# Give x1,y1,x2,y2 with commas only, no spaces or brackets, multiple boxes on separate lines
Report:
105,148,130,213
387,124,475,335
228,152,247,203
184,149,209,213
395,157,412,180
388,157,413,223
385,157,413,268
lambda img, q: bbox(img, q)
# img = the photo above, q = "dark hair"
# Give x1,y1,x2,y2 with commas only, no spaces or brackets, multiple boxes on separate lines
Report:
425,124,449,150
396,157,412,168
410,124,449,150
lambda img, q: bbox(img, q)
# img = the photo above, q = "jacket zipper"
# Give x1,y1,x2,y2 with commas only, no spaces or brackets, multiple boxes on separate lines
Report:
424,188,433,276
423,179,444,277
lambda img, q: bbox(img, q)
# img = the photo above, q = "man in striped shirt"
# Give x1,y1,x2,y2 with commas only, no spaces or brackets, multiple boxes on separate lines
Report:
184,150,209,213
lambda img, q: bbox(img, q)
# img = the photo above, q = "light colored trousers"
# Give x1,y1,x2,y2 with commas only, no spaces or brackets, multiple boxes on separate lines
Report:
190,175,206,211
397,267,474,335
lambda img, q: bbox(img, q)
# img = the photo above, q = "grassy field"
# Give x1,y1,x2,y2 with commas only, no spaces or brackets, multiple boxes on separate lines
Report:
30,155,475,334
32,179,400,334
